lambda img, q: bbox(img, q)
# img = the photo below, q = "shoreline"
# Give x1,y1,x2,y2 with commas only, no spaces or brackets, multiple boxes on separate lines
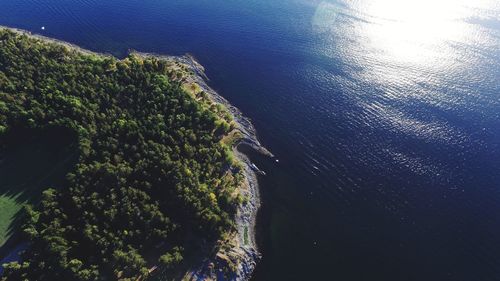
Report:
134,52,272,281
0,26,272,280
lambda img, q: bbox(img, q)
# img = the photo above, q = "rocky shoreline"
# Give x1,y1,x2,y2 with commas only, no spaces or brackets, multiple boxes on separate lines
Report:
134,52,273,281
172,54,272,281
0,26,272,281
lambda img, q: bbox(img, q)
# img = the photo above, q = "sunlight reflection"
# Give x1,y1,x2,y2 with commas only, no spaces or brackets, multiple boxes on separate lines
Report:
360,0,471,64
312,0,497,67
311,0,499,146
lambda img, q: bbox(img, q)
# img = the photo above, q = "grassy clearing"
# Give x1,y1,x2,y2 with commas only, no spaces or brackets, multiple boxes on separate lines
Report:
0,197,23,246
0,129,77,247
244,226,249,246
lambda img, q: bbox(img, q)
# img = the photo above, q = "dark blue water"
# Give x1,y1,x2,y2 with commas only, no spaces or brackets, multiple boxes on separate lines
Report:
1,0,500,280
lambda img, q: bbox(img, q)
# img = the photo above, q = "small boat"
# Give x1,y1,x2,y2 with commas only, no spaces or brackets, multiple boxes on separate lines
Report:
250,163,266,176
41,26,45,30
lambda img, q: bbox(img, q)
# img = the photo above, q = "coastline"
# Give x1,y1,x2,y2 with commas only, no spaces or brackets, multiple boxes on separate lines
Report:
132,52,273,281
162,54,272,281
0,26,272,280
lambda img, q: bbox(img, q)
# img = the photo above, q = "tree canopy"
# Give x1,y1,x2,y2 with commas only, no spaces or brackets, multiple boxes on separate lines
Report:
0,29,243,281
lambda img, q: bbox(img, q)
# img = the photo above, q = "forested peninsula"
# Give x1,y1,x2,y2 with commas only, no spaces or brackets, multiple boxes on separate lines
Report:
0,27,266,281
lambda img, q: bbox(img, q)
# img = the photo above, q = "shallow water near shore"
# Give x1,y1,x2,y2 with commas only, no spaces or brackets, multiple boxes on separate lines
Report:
1,0,500,280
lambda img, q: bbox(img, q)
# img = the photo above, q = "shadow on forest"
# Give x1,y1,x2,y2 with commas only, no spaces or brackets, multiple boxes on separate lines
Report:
0,126,78,258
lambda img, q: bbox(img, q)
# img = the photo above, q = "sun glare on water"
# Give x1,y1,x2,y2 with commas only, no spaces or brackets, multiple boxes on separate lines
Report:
313,0,497,68
361,0,472,64
311,0,499,151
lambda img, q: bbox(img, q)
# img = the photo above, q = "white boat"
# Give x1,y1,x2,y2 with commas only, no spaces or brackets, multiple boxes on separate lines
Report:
250,163,266,175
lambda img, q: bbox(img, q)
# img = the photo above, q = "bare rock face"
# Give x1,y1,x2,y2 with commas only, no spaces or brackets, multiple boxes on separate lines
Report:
172,55,268,281
183,244,260,281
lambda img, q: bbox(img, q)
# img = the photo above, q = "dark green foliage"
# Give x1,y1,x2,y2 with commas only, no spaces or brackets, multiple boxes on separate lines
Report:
0,29,242,280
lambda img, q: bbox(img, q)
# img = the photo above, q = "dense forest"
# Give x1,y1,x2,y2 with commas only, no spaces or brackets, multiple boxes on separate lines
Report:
0,28,244,280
